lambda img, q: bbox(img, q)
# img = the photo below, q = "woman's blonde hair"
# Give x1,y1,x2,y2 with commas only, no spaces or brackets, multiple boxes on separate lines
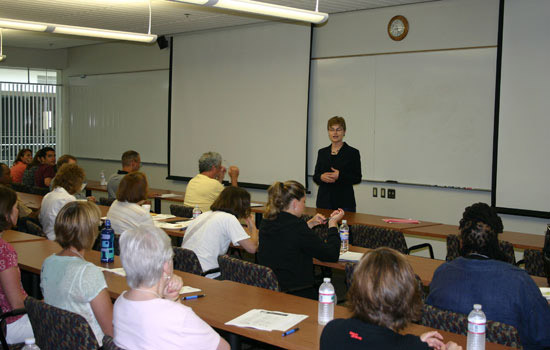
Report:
263,180,305,220
54,201,101,250
52,163,85,195
348,247,422,331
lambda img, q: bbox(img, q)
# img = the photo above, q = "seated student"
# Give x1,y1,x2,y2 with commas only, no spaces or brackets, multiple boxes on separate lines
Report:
0,186,34,344
39,164,87,240
21,148,47,187
426,203,550,350
48,155,94,201
34,146,56,188
107,150,141,199
184,152,240,213
114,225,230,350
321,248,461,350
106,172,153,235
10,148,32,184
0,164,33,218
257,180,344,299
181,186,258,278
40,201,113,346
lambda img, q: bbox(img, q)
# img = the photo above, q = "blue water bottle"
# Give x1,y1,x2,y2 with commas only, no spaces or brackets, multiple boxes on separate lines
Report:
101,220,115,263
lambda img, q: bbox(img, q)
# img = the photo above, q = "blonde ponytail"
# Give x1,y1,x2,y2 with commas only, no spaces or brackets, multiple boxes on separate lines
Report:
263,180,305,220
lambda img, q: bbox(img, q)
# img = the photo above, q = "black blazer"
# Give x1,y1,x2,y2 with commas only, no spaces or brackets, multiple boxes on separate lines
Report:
313,142,362,210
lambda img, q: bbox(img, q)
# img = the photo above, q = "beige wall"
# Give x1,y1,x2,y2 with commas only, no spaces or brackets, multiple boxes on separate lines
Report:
0,46,68,70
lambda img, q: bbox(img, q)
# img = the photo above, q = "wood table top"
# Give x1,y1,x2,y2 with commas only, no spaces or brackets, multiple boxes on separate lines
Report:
103,270,513,350
1,230,46,243
17,192,43,211
86,180,186,201
403,224,545,250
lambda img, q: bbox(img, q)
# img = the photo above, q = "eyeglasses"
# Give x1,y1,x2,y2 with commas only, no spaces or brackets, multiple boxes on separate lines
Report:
328,128,344,132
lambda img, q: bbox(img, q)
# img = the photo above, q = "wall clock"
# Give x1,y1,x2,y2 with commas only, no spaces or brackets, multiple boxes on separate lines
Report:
388,15,409,41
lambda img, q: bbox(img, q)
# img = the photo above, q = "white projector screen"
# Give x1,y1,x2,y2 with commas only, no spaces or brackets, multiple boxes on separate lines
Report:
168,22,311,188
494,0,550,217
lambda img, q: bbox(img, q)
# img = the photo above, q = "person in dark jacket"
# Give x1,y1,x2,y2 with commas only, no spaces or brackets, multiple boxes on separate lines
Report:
257,180,344,299
321,247,461,350
313,116,362,212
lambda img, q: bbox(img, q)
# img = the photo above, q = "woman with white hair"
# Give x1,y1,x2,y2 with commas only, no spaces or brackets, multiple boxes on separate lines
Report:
113,225,230,350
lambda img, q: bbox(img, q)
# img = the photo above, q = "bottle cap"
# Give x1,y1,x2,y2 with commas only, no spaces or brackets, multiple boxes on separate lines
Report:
24,338,36,345
323,277,331,283
105,219,111,227
473,304,482,310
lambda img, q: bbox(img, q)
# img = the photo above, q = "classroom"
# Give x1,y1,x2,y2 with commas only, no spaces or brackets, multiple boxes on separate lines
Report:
1,0,550,349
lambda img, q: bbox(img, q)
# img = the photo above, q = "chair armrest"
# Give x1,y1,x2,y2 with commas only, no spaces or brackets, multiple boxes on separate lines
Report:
408,243,434,259
200,267,220,277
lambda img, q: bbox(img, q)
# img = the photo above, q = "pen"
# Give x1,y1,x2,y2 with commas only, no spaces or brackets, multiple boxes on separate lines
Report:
282,328,299,337
261,311,288,316
182,294,206,300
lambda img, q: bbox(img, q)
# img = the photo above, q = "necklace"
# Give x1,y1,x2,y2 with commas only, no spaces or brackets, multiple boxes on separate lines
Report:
134,288,162,299
69,248,84,260
331,144,342,155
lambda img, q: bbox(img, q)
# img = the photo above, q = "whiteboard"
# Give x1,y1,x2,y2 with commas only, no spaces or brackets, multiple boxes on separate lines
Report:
68,70,169,164
169,22,311,187
309,48,496,189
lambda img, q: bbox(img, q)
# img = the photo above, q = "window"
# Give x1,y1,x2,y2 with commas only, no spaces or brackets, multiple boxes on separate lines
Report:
0,67,61,166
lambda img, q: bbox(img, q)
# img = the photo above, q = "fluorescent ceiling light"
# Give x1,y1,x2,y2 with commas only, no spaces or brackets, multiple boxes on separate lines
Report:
169,0,329,24
0,17,157,43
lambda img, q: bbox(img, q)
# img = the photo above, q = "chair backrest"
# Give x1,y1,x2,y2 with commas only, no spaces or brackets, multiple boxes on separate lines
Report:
173,247,204,275
24,296,99,350
350,224,408,254
218,255,280,291
445,234,516,264
30,186,49,196
169,204,194,218
25,220,46,238
421,304,521,348
543,226,550,285
98,197,115,206
523,249,545,277
9,182,31,194
102,335,125,350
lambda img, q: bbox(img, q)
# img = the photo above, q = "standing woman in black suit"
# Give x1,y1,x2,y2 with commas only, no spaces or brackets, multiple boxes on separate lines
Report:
313,116,362,212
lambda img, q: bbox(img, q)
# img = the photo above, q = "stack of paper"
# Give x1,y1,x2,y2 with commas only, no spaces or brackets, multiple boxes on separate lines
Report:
158,193,183,198
151,214,176,221
154,221,191,230
339,251,364,262
225,309,308,331
250,202,264,207
100,267,126,276
180,286,201,294
382,218,420,224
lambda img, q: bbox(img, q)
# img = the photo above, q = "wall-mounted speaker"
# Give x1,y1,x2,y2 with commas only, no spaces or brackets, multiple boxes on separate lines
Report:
157,35,169,50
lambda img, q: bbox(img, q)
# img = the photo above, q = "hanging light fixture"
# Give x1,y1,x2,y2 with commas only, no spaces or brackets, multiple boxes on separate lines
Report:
0,17,157,43
168,0,329,24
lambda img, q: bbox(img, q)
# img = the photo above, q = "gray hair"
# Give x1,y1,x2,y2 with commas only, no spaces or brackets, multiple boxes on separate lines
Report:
198,152,222,173
119,224,173,289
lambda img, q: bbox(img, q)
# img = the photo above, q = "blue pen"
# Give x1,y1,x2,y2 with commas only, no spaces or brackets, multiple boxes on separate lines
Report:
182,294,206,300
282,327,299,337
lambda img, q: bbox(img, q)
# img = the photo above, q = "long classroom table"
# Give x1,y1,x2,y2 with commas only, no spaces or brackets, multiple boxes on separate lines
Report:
85,180,185,214
11,238,513,350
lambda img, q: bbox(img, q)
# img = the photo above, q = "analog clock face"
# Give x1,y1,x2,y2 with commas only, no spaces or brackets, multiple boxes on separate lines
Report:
390,19,405,37
388,15,409,41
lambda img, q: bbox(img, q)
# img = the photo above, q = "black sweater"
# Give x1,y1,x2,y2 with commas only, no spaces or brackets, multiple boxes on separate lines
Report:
257,212,340,291
313,142,362,210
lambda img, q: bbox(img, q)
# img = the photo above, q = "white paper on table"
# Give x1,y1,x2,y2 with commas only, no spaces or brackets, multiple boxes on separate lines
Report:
225,309,308,331
158,193,183,198
339,251,364,262
180,286,202,294
100,267,126,276
154,221,193,230
151,214,177,221
250,202,264,207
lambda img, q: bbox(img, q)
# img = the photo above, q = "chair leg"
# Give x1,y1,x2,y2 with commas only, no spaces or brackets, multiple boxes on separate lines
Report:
408,243,434,259
229,333,241,350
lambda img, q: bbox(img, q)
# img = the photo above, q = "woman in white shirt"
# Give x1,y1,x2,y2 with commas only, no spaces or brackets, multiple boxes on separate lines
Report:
181,186,258,278
41,201,113,346
106,172,154,235
39,163,86,240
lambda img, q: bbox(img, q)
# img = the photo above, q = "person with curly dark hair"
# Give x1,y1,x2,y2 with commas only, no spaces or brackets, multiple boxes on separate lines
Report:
321,248,460,350
427,203,550,350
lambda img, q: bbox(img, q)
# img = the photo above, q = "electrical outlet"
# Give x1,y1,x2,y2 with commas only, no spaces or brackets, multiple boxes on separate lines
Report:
381,188,386,198
388,189,395,199
373,187,378,197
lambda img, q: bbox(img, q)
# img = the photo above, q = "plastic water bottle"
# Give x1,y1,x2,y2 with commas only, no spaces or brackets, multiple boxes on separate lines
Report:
22,338,40,350
192,205,202,219
100,170,107,186
318,277,336,325
101,220,115,263
467,304,486,350
339,220,349,253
